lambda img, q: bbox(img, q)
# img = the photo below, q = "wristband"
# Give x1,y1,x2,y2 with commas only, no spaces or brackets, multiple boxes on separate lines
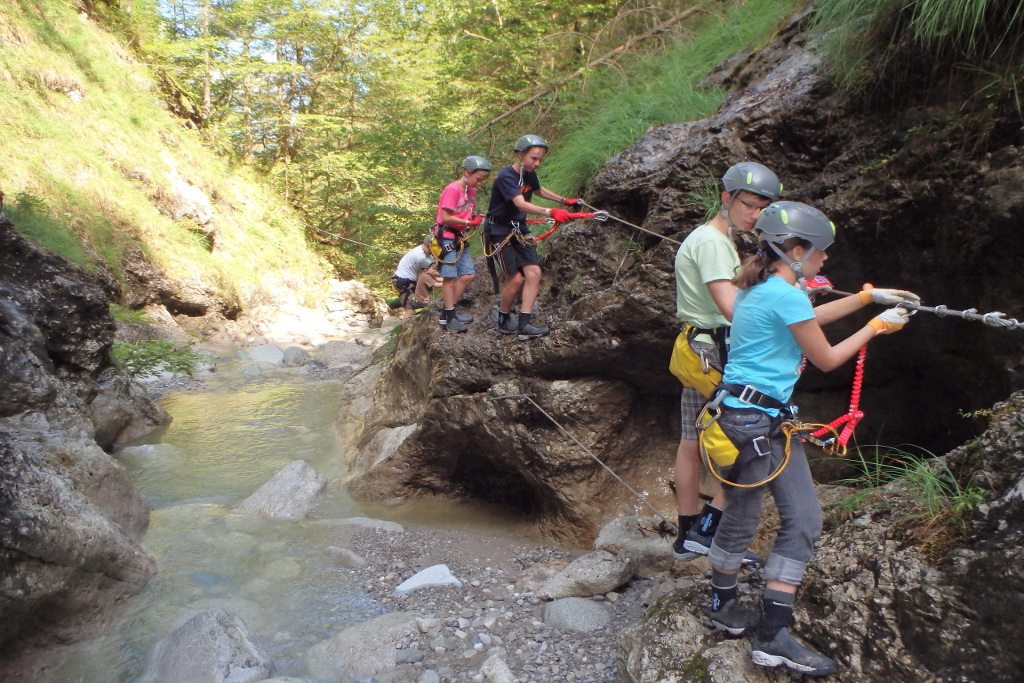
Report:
858,284,874,305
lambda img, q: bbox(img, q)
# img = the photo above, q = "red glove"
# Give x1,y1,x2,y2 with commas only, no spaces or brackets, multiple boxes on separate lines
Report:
468,214,484,227
569,212,595,220
561,198,583,207
550,208,571,223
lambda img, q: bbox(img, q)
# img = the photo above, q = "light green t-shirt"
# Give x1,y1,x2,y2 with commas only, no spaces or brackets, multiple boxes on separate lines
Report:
674,222,739,329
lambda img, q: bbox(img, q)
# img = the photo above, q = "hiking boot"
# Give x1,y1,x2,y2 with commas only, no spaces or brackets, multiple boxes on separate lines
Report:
454,310,474,323
407,299,425,311
705,599,758,636
672,530,761,567
446,317,468,333
750,628,838,677
497,314,518,335
517,322,550,341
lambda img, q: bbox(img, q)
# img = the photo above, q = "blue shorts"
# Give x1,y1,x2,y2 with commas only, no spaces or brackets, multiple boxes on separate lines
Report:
439,244,475,279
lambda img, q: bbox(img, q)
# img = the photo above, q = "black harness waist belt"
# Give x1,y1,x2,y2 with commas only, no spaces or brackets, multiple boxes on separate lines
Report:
718,383,789,411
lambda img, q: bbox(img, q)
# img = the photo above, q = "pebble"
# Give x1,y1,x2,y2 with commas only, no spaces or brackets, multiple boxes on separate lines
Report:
344,524,649,682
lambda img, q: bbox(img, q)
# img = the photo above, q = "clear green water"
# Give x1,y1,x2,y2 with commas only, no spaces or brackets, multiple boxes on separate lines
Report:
46,362,537,682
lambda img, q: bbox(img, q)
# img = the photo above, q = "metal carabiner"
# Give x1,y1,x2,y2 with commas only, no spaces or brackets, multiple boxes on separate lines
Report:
591,211,609,222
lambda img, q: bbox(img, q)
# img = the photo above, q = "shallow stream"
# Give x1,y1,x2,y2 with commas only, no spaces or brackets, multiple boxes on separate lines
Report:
49,359,539,682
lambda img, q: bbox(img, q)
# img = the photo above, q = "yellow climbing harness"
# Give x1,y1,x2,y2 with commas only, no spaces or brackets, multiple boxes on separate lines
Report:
696,390,842,489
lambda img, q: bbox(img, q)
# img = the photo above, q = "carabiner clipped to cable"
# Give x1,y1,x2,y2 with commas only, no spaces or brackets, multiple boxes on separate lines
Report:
592,211,609,222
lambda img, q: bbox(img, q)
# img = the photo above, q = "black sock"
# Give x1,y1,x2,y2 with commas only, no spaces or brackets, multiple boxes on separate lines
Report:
757,589,795,640
444,308,456,322
696,503,723,536
519,311,532,328
677,514,698,540
710,569,739,612
498,310,511,324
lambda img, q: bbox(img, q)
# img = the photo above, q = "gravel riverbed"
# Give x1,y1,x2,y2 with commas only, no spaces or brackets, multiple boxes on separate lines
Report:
343,524,695,683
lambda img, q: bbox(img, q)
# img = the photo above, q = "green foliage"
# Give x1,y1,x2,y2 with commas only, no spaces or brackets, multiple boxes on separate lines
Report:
840,445,986,531
0,0,328,304
532,0,797,196
111,339,202,378
813,0,1024,110
4,193,91,268
687,168,721,222
109,303,149,324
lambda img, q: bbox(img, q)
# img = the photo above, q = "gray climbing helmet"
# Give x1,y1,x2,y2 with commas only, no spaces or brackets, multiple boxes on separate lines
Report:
417,257,435,269
722,162,783,201
513,134,549,153
755,201,836,274
463,155,491,172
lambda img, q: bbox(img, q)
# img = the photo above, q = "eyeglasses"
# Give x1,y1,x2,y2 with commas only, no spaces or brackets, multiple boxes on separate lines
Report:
737,197,768,213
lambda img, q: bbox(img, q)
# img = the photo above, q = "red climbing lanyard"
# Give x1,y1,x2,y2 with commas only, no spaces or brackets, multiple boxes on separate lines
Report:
808,345,866,456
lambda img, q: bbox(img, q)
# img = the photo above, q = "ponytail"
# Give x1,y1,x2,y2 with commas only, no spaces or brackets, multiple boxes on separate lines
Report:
733,237,812,290
734,251,770,289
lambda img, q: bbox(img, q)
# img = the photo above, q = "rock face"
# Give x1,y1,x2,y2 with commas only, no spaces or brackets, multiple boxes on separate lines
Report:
619,391,1024,683
342,10,1023,544
0,213,162,670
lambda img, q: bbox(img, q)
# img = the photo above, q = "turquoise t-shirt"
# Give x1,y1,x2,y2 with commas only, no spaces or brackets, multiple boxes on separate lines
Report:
722,275,814,414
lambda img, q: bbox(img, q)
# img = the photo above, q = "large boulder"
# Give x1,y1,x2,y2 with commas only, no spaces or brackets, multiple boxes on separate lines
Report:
137,609,273,683
235,460,327,520
305,611,419,681
0,213,161,670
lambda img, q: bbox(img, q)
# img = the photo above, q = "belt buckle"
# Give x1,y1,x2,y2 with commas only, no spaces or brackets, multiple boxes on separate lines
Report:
737,385,759,404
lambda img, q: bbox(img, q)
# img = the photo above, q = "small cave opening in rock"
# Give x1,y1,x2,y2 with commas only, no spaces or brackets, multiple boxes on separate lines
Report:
448,450,546,520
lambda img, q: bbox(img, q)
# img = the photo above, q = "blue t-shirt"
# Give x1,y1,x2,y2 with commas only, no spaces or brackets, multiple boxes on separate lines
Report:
722,275,814,414
487,165,541,231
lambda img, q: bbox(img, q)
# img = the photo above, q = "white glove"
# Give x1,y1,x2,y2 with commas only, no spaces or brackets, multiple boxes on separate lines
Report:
868,307,912,335
860,284,921,306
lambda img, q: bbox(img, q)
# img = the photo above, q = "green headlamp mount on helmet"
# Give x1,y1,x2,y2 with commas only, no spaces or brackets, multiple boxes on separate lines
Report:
462,155,491,173
754,201,836,276
513,134,549,153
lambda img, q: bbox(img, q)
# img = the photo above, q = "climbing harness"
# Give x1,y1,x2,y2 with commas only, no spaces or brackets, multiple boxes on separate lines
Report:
481,213,602,293
578,200,682,246
490,392,679,535
695,387,843,489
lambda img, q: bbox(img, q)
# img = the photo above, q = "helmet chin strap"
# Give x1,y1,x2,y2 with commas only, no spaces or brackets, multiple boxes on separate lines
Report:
767,242,816,275
720,194,741,238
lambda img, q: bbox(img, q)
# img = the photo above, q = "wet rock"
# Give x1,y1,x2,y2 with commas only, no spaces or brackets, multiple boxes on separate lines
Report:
326,545,367,568
244,343,285,365
311,339,373,371
136,608,272,683
593,515,674,574
0,215,158,665
282,346,310,367
89,369,172,449
536,550,637,599
305,611,419,680
236,460,326,520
